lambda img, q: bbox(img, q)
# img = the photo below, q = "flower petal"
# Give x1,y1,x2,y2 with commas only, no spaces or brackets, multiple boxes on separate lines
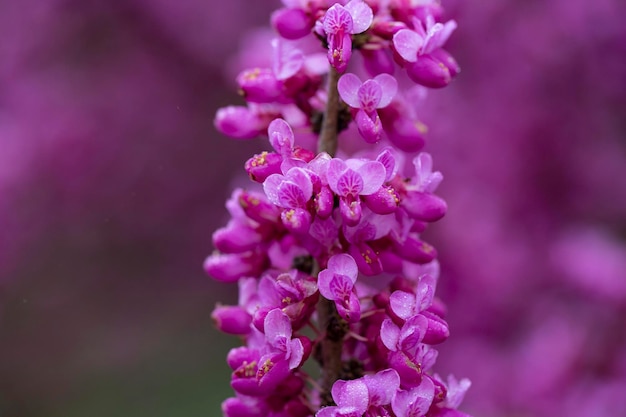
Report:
374,74,398,108
272,38,305,80
358,79,383,112
380,318,400,351
356,161,386,195
393,29,423,62
338,73,363,108
328,253,359,282
268,118,294,154
264,308,292,342
345,0,373,34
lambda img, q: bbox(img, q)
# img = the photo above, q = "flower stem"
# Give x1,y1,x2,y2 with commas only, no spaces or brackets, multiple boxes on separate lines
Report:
315,66,345,407
318,67,340,156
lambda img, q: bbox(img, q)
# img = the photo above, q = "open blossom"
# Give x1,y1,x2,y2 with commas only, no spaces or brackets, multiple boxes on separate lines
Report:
321,0,374,72
326,157,386,225
393,15,459,87
318,254,361,322
338,73,398,143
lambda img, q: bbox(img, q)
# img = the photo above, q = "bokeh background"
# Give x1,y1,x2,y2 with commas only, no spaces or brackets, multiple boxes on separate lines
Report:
1,1,625,417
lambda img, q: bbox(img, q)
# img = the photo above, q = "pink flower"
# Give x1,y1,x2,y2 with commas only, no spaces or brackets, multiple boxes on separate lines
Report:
322,0,374,72
318,253,361,322
338,73,398,143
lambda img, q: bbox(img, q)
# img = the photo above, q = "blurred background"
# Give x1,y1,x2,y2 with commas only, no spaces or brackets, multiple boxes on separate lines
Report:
1,1,625,417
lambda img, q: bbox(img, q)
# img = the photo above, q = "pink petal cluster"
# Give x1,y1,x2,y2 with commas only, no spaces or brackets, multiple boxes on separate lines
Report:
206,1,471,417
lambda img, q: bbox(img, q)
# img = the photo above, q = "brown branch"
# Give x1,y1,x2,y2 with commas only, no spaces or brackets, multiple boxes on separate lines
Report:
317,67,341,156
314,67,347,407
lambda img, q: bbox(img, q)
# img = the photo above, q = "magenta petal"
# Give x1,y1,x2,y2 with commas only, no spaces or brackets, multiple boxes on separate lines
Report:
402,192,447,222
222,397,267,417
431,48,460,77
355,110,382,143
363,369,401,406
287,167,313,201
339,198,362,227
288,338,304,369
328,253,359,282
374,74,398,108
336,292,361,323
345,0,373,34
323,4,354,35
362,186,400,215
314,185,334,218
349,242,383,276
337,73,363,108
280,208,312,234
264,308,292,341
388,351,422,387
215,106,264,139
358,79,383,112
376,148,396,181
393,29,423,63
271,8,312,40
316,406,339,417
356,161,386,195
415,274,436,312
422,311,450,344
380,318,400,351
328,274,355,301
212,306,252,335
327,32,352,73
332,379,369,412
399,315,429,351
413,152,443,192
272,38,305,80
336,169,365,197
263,173,286,206
443,375,472,409
389,290,416,320
406,55,452,88
268,118,295,155
392,378,435,417
326,158,348,193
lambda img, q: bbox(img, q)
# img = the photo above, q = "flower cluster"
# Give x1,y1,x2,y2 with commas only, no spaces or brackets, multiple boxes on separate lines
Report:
206,1,470,417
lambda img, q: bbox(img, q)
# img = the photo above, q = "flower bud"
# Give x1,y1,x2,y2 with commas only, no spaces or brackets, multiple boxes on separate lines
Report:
212,305,252,335
204,251,266,282
237,68,284,103
363,185,400,214
271,8,312,40
215,106,266,139
392,236,437,264
402,192,447,222
213,223,263,253
421,310,450,344
245,151,283,183
407,55,452,89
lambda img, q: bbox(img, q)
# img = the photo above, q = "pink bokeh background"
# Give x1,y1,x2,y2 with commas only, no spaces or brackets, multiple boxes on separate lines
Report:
1,1,625,416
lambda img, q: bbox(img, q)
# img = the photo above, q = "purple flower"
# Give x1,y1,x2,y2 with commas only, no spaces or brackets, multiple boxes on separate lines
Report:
391,376,435,417
318,253,361,322
263,308,305,370
338,73,398,143
263,166,314,233
392,15,458,88
316,379,369,417
326,157,386,226
322,0,374,72
214,105,278,139
399,153,447,222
